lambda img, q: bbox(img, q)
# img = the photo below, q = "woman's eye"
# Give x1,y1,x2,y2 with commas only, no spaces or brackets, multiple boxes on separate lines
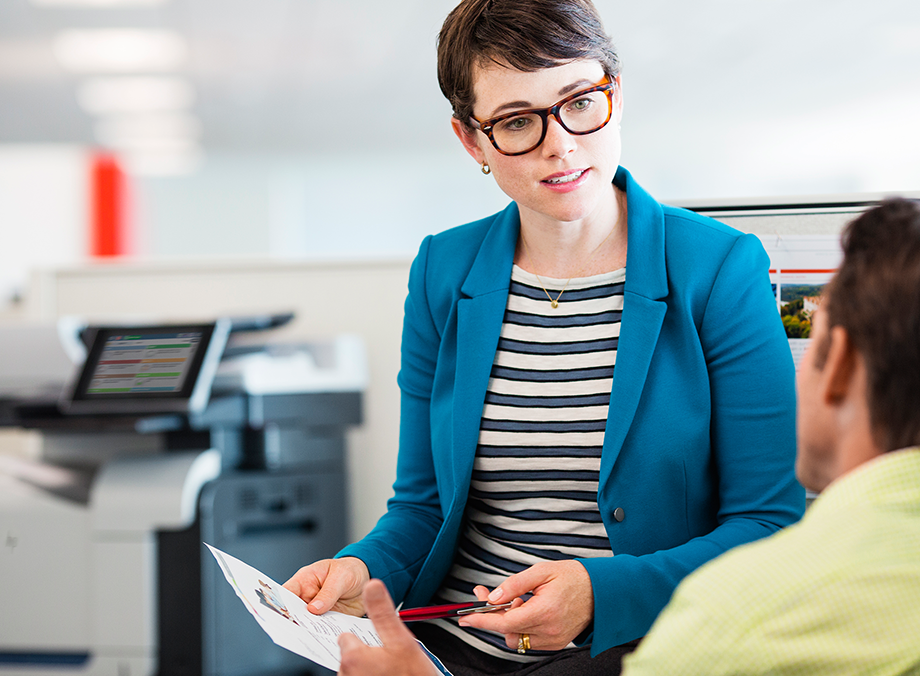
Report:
568,97,592,113
499,116,532,132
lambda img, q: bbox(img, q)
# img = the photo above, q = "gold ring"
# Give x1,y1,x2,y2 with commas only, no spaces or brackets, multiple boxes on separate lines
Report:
517,633,531,654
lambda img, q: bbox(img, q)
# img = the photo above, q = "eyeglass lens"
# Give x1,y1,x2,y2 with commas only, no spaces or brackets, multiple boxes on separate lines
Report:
491,89,612,155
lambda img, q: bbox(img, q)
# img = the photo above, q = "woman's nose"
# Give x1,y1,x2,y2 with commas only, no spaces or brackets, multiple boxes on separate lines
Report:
541,114,577,158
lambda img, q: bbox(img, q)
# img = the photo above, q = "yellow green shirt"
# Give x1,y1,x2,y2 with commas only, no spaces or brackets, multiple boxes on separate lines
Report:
622,447,920,676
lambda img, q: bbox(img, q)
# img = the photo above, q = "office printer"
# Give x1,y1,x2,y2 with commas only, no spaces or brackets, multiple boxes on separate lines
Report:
0,316,365,676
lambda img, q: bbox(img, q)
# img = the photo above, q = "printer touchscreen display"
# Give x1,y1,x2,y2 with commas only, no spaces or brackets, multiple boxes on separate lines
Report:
87,330,204,395
65,322,227,414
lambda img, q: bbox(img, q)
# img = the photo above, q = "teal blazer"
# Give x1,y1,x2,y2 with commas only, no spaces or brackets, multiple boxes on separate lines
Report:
340,167,805,653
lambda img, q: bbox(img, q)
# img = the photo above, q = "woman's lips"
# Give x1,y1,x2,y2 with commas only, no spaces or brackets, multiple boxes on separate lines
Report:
541,168,589,191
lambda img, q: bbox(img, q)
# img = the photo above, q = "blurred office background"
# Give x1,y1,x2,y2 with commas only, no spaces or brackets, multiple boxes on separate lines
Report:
3,0,920,291
1,0,919,538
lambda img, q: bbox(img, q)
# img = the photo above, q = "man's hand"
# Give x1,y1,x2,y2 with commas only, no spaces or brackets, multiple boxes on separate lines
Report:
337,580,441,676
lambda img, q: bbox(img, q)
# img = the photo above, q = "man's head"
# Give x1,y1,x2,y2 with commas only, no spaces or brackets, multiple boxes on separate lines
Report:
796,198,920,491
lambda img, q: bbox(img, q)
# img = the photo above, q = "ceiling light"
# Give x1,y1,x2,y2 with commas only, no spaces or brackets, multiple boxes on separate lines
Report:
32,0,169,6
94,132,197,154
107,139,198,156
94,113,201,148
77,77,195,113
53,29,187,72
121,148,204,177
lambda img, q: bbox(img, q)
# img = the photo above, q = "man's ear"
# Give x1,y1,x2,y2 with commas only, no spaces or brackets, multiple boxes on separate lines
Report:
822,325,858,404
451,117,486,165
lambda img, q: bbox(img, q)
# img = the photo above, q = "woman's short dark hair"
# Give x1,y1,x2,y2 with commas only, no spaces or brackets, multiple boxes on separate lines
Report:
437,0,620,131
823,198,920,452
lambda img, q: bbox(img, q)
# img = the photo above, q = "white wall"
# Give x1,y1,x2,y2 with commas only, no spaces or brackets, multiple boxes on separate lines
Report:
134,151,511,260
0,146,88,308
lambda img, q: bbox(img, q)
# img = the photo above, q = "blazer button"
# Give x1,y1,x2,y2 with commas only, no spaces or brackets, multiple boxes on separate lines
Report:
613,507,625,522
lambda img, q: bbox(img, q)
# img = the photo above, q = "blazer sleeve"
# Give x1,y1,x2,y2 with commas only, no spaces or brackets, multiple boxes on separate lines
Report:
580,233,804,652
337,234,447,601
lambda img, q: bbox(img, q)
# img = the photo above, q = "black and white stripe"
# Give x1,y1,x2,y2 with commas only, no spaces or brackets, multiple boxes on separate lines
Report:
429,265,625,662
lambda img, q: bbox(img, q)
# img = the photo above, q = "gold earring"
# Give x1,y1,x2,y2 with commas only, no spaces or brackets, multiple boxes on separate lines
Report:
481,162,491,175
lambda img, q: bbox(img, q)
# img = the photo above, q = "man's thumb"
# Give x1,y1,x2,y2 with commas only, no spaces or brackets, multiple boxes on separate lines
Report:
364,580,413,646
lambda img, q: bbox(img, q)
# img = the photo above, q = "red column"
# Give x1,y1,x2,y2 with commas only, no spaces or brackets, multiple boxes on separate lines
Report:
89,153,128,257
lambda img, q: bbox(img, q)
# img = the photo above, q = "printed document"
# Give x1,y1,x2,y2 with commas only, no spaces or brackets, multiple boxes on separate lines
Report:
205,544,384,671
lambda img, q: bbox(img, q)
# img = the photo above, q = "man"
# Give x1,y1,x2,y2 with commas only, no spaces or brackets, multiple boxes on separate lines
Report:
335,198,920,676
620,197,920,674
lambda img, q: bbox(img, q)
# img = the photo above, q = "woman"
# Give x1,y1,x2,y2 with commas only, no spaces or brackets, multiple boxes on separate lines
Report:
285,0,804,673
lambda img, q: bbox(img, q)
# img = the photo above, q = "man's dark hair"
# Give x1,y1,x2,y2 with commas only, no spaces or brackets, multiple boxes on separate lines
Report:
437,0,620,132
823,198,920,452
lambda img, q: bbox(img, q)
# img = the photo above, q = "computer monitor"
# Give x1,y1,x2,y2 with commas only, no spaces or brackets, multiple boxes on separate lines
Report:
63,320,230,415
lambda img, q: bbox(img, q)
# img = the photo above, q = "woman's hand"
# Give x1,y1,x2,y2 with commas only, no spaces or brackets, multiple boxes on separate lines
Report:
338,580,441,676
283,556,370,616
458,560,594,652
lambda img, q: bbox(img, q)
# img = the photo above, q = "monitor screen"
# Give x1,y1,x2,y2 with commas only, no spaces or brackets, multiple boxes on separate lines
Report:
65,321,229,415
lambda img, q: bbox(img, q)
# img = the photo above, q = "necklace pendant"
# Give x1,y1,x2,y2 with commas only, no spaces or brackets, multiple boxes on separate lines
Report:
551,300,559,308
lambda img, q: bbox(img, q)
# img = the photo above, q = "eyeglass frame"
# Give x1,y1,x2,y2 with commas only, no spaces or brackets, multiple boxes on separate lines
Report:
468,75,617,157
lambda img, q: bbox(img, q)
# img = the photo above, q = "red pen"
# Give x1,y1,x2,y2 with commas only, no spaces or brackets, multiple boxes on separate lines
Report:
398,600,514,622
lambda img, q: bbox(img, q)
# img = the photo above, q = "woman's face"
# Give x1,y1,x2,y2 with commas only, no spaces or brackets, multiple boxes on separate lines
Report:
453,59,623,228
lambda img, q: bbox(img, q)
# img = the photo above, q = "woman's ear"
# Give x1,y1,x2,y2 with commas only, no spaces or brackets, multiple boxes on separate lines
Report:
613,74,624,124
451,117,486,164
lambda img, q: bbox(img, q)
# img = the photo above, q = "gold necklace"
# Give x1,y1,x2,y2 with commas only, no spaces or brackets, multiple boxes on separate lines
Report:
520,209,622,309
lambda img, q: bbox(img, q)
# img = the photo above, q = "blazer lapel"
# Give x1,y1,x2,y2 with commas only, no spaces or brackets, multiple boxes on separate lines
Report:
600,168,669,480
449,205,520,513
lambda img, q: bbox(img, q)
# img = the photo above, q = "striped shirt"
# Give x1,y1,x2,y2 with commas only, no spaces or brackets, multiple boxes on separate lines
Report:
428,264,625,662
